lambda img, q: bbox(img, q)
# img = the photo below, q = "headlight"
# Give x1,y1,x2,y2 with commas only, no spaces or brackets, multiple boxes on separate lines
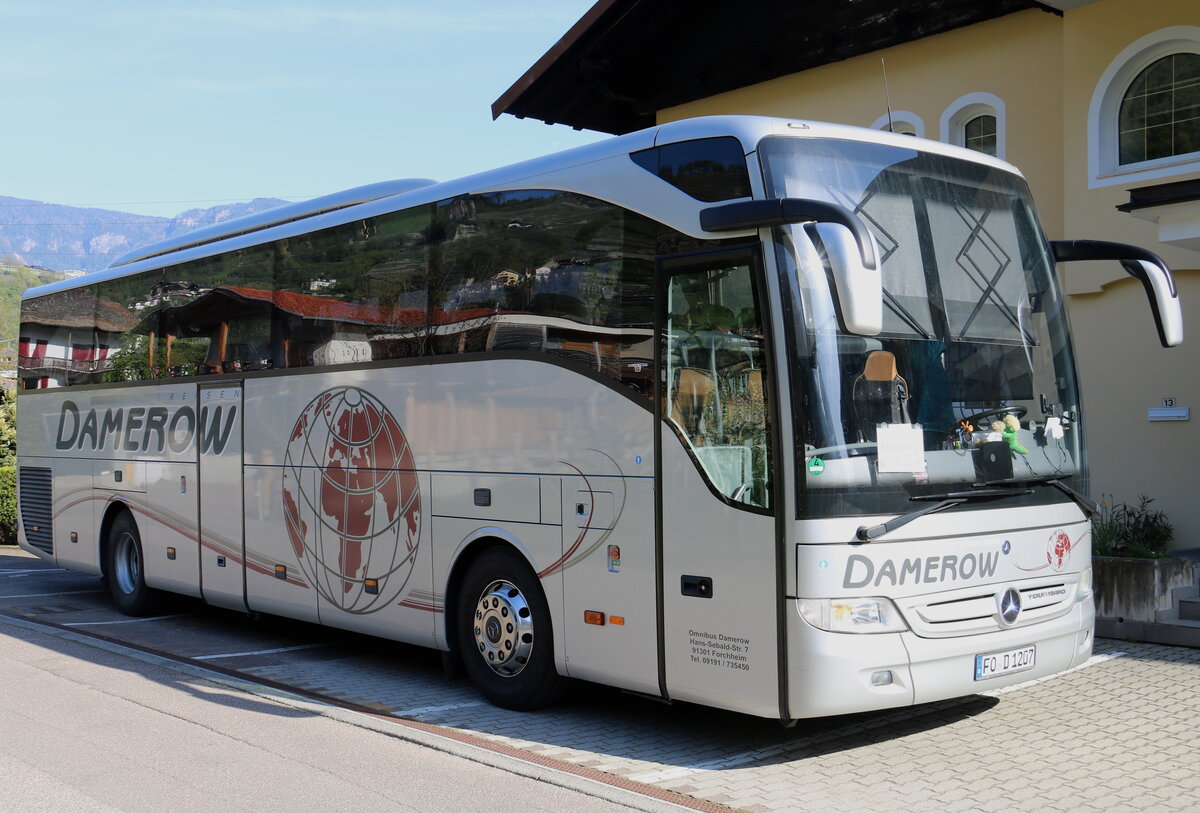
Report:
1077,566,1093,600
797,597,909,633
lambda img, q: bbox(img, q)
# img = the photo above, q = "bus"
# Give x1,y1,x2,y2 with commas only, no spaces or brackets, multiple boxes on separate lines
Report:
16,116,1182,721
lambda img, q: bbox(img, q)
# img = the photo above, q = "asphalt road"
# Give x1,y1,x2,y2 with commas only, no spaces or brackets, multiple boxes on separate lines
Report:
0,613,689,813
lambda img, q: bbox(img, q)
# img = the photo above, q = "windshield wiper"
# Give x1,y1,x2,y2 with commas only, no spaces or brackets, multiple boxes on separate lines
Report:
855,487,1028,542
984,475,1099,517
911,487,1031,501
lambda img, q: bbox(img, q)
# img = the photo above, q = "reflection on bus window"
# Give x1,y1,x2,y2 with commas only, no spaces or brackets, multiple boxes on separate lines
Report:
19,191,729,399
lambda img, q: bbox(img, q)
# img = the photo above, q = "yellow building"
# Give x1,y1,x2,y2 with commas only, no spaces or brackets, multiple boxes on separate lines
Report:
497,0,1200,549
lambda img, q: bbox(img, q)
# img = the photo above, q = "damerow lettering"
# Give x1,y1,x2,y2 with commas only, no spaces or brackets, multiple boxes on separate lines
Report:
54,400,237,456
842,551,1000,588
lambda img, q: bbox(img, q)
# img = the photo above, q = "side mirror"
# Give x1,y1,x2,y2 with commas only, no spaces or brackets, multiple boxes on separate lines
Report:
701,198,883,335
1050,240,1183,348
810,221,883,335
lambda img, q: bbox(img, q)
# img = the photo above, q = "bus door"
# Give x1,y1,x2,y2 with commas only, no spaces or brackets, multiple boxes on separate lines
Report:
197,383,247,612
657,251,783,718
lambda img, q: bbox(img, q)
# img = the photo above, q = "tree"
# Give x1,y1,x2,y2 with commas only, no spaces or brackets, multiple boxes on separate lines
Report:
0,387,14,545
0,386,15,468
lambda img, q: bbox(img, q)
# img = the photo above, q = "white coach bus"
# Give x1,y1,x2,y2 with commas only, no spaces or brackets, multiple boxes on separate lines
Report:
17,116,1182,721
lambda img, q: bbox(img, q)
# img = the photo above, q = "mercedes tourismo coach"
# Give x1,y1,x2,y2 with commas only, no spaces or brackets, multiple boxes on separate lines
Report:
17,116,1182,721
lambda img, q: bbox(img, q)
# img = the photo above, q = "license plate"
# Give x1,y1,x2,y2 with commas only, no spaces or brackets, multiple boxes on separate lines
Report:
974,645,1036,680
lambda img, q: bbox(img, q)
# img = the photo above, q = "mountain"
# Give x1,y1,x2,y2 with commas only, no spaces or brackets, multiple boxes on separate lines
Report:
0,196,290,274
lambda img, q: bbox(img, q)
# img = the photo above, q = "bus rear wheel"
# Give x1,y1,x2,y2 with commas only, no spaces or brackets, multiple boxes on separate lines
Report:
456,548,563,710
106,511,157,616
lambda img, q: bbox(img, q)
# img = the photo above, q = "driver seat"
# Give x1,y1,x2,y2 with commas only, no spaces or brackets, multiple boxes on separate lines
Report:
670,368,715,441
853,350,910,439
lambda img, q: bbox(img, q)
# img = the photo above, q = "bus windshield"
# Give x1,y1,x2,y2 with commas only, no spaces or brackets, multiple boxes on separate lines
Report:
760,136,1083,517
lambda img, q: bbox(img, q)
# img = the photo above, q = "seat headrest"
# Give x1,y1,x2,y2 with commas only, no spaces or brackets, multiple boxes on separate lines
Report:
863,350,899,382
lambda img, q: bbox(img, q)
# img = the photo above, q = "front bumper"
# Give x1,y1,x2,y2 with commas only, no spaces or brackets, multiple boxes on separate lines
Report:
785,595,1094,719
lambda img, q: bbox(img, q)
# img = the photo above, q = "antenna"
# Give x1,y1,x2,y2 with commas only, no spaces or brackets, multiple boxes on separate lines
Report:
881,58,895,133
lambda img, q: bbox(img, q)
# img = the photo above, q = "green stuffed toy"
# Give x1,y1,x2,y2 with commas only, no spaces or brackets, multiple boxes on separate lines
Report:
999,414,1027,455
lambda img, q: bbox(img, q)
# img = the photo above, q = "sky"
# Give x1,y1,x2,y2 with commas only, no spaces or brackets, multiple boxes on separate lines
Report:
0,1,605,219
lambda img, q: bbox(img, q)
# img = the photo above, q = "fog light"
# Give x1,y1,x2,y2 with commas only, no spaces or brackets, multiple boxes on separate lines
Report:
870,670,894,687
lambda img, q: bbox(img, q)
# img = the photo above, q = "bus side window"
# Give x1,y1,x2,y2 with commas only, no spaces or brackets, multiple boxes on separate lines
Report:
428,190,657,400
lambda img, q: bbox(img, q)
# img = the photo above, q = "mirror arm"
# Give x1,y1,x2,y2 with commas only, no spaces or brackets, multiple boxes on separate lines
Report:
1050,239,1176,296
1049,239,1182,348
701,198,878,270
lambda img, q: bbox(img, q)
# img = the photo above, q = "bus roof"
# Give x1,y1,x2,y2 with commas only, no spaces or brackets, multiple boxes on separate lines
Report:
24,115,1023,302
104,178,437,270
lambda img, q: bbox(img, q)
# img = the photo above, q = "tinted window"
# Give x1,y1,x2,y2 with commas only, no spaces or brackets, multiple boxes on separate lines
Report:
431,190,655,398
270,206,432,369
19,284,120,388
631,137,752,202
21,191,730,399
33,205,436,383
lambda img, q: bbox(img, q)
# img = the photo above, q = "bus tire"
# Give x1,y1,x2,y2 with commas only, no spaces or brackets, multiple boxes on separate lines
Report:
106,511,157,616
456,548,563,710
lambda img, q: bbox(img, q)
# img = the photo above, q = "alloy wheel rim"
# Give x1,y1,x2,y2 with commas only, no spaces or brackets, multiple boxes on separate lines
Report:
472,579,534,677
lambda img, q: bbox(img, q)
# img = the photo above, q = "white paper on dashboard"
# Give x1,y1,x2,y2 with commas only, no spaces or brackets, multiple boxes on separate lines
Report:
876,423,926,473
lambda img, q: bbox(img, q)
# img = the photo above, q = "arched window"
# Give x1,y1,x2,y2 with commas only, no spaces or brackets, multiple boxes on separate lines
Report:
964,114,998,156
1089,27,1200,187
1118,53,1200,165
870,111,924,138
941,93,1006,159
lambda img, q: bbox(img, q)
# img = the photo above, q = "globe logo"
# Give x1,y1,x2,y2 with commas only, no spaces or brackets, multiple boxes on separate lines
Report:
1046,529,1072,572
282,386,421,614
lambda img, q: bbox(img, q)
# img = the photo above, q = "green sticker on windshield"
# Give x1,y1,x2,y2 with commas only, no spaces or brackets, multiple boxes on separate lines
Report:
808,458,825,475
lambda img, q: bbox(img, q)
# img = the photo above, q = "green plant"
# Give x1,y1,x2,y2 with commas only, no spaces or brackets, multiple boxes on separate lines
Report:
1091,494,1173,558
0,387,16,467
0,466,16,546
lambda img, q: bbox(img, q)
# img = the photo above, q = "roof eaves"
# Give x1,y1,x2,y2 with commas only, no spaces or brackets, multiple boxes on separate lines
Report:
491,0,626,124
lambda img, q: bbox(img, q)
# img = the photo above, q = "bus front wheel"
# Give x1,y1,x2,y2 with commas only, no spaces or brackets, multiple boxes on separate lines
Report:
106,511,157,616
456,548,563,710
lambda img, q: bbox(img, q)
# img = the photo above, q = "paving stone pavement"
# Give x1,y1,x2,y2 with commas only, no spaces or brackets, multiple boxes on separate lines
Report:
235,638,1200,813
